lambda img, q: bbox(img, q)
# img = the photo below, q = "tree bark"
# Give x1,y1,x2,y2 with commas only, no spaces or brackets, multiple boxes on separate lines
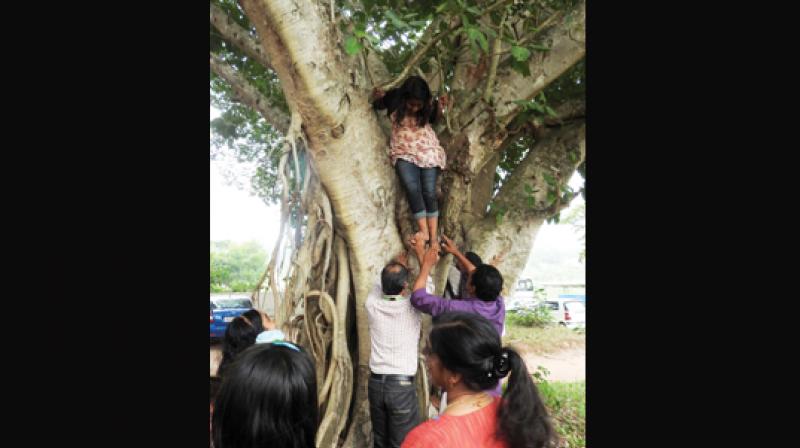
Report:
210,3,274,71
467,121,585,296
238,1,406,445
210,53,290,133
212,2,585,446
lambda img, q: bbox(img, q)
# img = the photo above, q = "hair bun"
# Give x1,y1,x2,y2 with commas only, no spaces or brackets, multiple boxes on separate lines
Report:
493,350,511,379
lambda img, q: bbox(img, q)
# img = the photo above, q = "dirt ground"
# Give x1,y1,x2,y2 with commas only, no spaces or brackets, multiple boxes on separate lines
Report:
519,346,585,382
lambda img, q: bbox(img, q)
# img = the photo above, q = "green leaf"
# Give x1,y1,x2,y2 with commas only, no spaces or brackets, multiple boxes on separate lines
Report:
542,172,556,186
527,196,534,208
524,184,533,194
496,211,504,225
366,34,380,45
344,36,362,55
475,29,489,52
385,10,409,29
511,46,531,62
466,27,479,42
530,44,551,51
354,29,366,38
568,151,578,163
545,106,557,117
435,1,449,13
466,6,481,15
511,59,531,77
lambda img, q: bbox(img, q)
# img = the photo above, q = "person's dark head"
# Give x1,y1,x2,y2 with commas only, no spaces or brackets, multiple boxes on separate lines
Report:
456,251,483,273
381,262,409,295
217,309,265,377
467,264,503,302
424,312,555,448
212,343,318,448
394,75,435,127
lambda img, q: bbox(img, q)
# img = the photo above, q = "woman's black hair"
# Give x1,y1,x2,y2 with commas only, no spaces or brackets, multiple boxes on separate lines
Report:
210,377,222,406
212,343,318,448
430,312,556,448
217,309,264,377
374,75,439,127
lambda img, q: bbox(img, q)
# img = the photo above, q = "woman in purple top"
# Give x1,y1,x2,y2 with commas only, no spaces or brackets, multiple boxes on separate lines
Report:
409,238,506,397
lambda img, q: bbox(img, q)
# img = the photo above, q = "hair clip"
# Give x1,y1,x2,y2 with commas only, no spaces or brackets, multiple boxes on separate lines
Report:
271,341,301,352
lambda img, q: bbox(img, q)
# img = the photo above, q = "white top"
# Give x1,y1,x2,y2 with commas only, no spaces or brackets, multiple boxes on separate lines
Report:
366,276,432,376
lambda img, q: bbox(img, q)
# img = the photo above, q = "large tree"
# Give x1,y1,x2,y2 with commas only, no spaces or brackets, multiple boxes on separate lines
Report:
210,1,585,446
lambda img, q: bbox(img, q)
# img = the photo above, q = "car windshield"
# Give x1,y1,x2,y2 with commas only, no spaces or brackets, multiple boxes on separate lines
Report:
212,299,252,309
543,301,559,310
516,279,533,291
565,302,585,312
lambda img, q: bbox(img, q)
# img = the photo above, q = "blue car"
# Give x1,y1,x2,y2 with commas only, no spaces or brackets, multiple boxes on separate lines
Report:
210,296,253,340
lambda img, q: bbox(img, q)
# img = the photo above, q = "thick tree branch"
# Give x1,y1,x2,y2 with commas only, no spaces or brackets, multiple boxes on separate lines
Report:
210,53,290,134
464,121,585,296
210,3,274,72
492,120,585,220
500,97,585,150
483,11,507,103
493,0,585,122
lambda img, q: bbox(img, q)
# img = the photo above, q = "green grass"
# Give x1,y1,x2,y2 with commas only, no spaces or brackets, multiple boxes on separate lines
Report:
539,381,586,448
503,322,585,354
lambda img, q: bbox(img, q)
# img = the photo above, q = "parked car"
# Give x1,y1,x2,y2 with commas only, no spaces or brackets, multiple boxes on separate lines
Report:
210,296,253,340
508,278,537,312
542,299,585,329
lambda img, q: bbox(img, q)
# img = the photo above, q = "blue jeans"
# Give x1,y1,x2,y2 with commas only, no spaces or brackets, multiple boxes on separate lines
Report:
368,374,420,448
395,159,439,220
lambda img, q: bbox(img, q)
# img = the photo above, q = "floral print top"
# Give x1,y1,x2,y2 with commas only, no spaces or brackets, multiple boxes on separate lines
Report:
389,112,447,169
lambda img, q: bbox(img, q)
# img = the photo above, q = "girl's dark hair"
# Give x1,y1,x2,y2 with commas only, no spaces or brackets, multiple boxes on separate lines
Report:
430,312,556,448
217,309,264,377
387,75,438,127
212,343,318,448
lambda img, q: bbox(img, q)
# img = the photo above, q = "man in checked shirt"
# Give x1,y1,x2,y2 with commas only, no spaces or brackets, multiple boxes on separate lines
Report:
366,250,433,448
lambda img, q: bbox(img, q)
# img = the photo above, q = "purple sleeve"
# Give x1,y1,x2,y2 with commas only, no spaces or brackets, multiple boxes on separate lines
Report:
410,288,452,316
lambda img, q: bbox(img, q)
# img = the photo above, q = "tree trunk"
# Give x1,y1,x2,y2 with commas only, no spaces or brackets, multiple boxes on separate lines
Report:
218,2,585,446
238,1,407,445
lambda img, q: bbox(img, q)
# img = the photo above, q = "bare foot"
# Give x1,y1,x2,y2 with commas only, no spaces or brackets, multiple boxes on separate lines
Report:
415,230,429,245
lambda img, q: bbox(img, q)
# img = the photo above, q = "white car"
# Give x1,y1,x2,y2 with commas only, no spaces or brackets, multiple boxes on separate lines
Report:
508,278,538,312
542,299,586,329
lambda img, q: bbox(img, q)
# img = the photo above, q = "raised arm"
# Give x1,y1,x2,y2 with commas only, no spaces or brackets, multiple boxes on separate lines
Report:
413,246,438,292
440,235,476,273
